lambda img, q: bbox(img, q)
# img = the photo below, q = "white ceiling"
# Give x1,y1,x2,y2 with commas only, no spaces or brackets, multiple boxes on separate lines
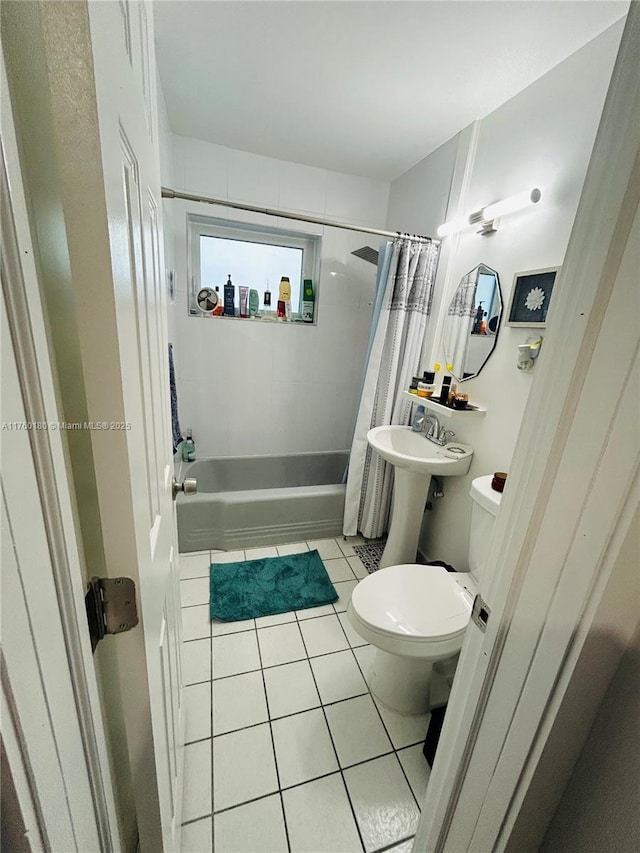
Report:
154,1,627,181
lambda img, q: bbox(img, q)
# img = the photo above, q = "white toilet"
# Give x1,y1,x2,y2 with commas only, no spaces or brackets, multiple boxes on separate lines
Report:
348,474,502,715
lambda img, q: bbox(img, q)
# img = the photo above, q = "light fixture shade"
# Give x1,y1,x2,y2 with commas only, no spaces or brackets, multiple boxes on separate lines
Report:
436,188,542,238
482,188,541,222
437,215,471,238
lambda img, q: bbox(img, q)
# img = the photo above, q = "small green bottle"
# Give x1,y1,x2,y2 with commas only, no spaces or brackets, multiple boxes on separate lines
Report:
249,288,260,317
302,279,315,323
182,428,196,462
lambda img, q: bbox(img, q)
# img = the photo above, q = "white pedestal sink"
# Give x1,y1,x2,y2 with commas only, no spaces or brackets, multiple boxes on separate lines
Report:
367,426,473,569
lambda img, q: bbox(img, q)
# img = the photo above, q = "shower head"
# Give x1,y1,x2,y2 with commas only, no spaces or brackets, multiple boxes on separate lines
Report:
351,246,379,266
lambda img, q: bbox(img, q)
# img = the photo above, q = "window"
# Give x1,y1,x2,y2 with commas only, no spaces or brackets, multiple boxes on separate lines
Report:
187,214,320,321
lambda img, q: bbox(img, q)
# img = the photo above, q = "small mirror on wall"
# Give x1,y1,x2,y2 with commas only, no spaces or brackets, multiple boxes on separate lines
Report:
442,263,502,382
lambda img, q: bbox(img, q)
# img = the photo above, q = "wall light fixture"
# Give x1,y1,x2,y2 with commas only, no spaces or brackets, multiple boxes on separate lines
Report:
437,188,542,238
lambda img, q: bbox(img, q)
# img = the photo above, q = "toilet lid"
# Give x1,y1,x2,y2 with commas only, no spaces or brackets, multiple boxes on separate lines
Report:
351,564,472,640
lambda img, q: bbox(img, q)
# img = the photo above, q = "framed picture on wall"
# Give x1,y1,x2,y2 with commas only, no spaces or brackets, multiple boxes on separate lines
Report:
505,267,560,328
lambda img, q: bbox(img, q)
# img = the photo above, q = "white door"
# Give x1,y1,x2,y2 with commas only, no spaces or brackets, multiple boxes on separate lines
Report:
1,51,120,850
84,2,185,848
3,1,185,849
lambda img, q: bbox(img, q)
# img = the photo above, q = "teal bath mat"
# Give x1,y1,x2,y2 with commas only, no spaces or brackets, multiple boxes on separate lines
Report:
210,549,337,621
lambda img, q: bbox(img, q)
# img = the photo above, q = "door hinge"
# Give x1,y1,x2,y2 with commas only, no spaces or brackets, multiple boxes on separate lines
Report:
471,594,491,633
85,577,139,653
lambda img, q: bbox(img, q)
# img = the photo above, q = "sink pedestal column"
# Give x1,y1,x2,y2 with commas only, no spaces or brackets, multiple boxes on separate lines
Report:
380,468,430,569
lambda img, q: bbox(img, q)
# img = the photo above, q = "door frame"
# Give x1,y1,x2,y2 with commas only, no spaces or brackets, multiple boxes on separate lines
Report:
1,50,120,851
415,6,639,850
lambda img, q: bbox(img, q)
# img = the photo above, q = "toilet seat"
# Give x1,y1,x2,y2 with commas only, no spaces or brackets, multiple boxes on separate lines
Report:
348,563,474,659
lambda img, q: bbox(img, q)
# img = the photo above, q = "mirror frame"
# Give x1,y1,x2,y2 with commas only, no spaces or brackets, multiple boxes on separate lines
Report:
443,263,503,382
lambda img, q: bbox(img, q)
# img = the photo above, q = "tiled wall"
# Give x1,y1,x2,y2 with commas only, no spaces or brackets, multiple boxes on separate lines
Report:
165,135,390,458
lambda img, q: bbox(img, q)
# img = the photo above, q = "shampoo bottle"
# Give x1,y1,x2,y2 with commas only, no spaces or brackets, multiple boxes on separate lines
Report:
224,275,235,316
264,281,271,308
182,428,196,462
302,279,315,323
278,277,291,321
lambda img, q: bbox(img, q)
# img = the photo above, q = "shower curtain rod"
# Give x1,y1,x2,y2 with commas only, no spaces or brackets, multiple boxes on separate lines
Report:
161,187,438,245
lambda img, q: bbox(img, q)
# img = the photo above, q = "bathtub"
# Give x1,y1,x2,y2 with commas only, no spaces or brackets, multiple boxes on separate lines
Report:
176,451,349,552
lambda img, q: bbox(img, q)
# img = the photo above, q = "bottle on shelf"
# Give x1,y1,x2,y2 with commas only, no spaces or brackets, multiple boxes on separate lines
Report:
224,274,235,316
264,280,271,308
302,279,315,323
439,376,452,405
249,289,259,317
182,428,196,462
278,276,291,321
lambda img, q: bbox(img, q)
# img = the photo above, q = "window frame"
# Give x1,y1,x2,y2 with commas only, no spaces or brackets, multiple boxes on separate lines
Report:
187,213,321,322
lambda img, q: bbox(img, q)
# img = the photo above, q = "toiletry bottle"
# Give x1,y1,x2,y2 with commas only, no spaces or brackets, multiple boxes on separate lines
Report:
212,285,223,315
249,289,259,317
439,376,452,405
224,275,235,316
302,279,315,323
264,281,271,308
409,376,420,395
278,277,291,321
182,428,196,462
239,286,249,318
411,405,426,432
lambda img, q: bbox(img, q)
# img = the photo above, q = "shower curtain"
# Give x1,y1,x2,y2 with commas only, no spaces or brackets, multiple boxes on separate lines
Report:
343,236,440,538
441,267,477,378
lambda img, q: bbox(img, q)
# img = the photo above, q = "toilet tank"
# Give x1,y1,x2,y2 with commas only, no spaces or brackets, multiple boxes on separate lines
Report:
468,475,502,577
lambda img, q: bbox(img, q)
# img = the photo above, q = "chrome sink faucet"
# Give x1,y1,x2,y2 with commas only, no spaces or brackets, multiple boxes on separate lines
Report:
424,413,456,446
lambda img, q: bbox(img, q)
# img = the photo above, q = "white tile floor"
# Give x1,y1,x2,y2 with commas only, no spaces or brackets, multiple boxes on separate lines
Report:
179,538,431,853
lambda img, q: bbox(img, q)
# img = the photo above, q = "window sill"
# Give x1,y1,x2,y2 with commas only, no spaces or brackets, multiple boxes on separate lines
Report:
187,310,316,326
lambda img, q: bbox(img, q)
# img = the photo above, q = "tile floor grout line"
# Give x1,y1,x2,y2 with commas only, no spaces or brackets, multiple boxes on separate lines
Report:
253,614,292,853
333,602,427,817
210,779,319,817
293,609,367,853
210,757,395,817
181,812,213,828
346,632,426,813
185,642,368,687
373,834,416,853
208,690,372,740
200,723,425,773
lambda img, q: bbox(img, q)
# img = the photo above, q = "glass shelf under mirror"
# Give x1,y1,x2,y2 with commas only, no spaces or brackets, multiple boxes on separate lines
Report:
403,391,486,418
